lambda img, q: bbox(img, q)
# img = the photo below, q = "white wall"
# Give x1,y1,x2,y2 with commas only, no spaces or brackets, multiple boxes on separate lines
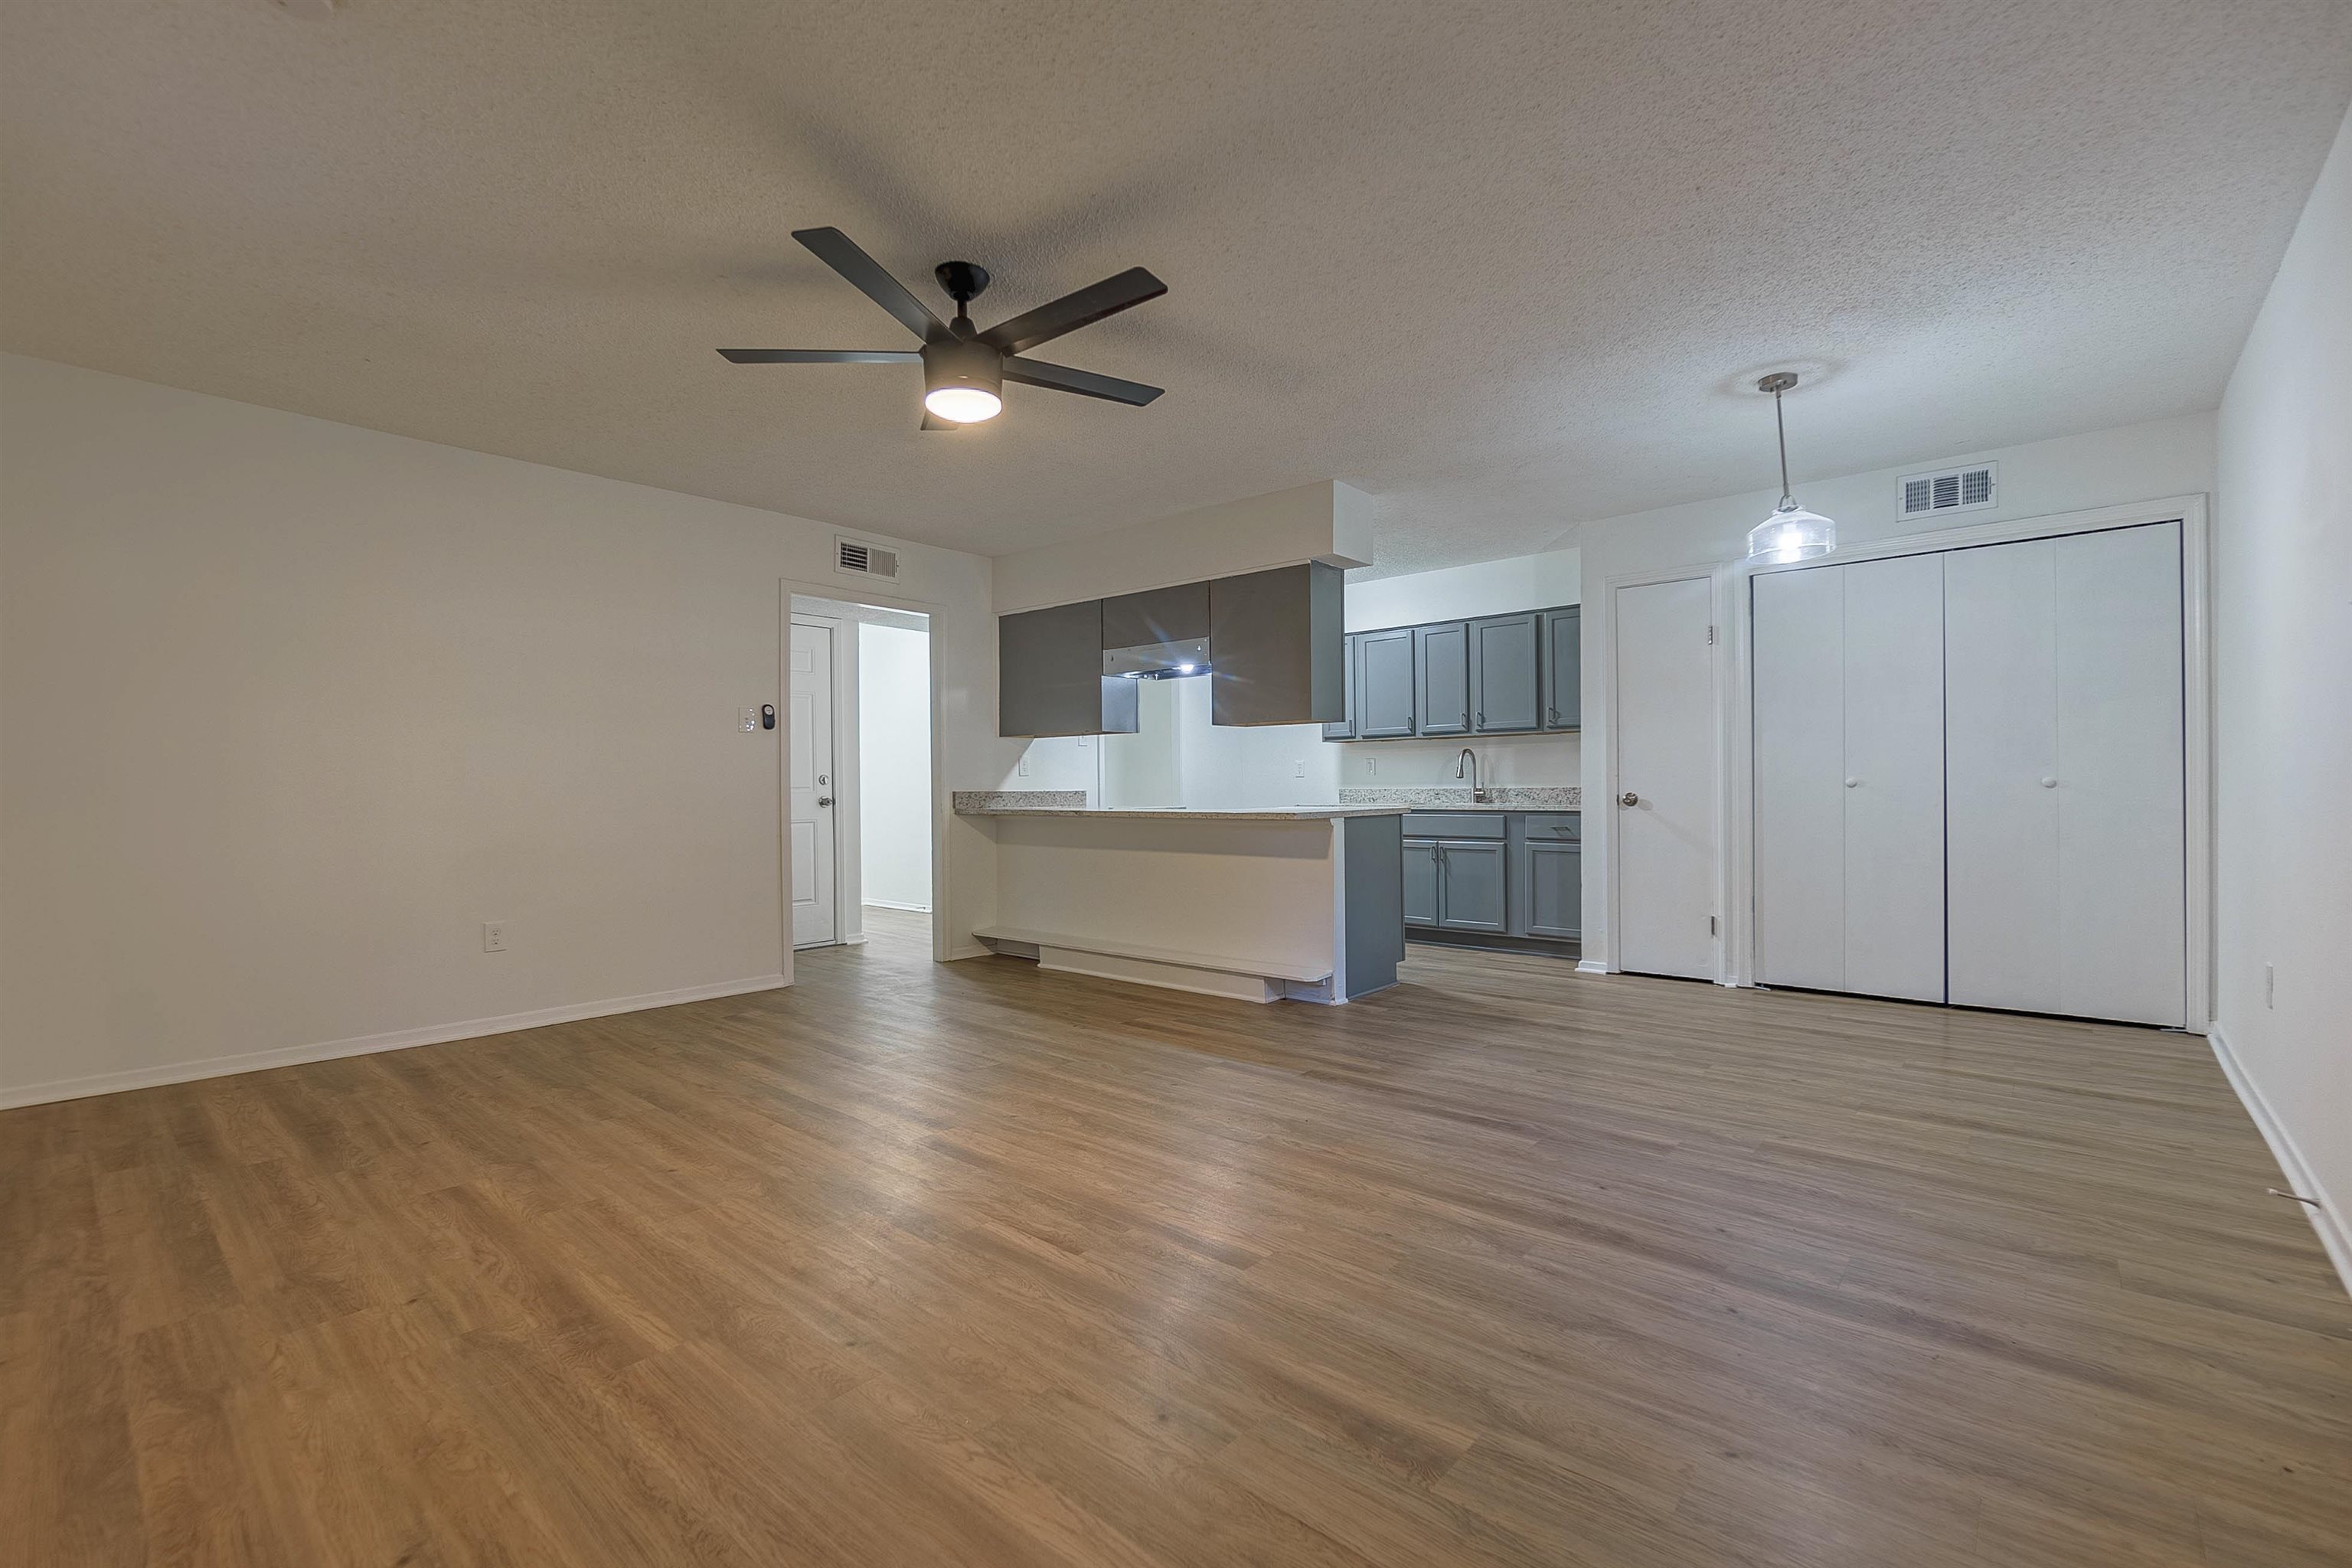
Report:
857,622,932,910
1170,678,1342,809
2213,104,2352,1287
0,354,1019,1105
1572,409,2219,978
993,480,1374,613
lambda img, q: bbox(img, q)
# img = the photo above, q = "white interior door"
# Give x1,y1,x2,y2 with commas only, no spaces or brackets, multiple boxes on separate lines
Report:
1614,576,1717,979
789,620,838,948
1841,554,1945,1001
1752,565,1846,991
2053,523,2184,1025
1945,523,2184,1024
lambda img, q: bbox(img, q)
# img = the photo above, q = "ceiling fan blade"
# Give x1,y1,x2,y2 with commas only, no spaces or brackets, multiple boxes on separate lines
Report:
978,267,1167,354
717,349,922,364
792,227,947,342
1001,357,1164,406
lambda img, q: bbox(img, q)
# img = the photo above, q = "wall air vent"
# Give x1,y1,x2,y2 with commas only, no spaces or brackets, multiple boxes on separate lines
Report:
1899,462,1997,518
835,537,900,581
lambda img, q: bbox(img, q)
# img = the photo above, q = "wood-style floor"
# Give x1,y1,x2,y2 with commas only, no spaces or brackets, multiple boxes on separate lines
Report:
5,908,2347,1567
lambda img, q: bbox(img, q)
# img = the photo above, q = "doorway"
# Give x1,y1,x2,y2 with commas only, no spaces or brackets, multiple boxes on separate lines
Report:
786,595,934,954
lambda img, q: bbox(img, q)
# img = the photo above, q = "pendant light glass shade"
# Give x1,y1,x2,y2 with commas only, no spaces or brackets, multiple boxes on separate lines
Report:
1748,503,1837,564
1746,373,1835,564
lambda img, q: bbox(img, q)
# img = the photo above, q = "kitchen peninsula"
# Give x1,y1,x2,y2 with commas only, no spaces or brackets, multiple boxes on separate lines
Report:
957,792,1406,1003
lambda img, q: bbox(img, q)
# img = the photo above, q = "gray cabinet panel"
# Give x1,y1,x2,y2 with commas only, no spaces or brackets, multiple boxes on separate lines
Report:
1209,562,1345,727
1323,632,1357,740
998,600,1138,737
1436,841,1508,932
1341,815,1406,995
1469,613,1541,733
1102,582,1209,648
1522,841,1583,939
1543,606,1582,730
1403,812,1506,839
1416,622,1471,737
1403,838,1441,926
1356,628,1417,737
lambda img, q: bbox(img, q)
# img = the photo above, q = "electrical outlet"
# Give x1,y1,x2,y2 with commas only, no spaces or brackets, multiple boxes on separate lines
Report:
738,707,758,733
482,921,508,953
2265,963,2275,1008
1017,756,1031,777
1076,736,1090,748
1293,760,1305,778
1361,756,1377,776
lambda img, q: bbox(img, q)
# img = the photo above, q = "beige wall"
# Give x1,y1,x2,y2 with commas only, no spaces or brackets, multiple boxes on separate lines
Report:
0,354,1012,1104
2213,104,2352,1287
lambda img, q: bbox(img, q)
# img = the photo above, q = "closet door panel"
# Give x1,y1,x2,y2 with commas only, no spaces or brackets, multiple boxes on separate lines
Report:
1945,539,2061,1013
1751,566,1846,991
2055,523,2186,1025
1841,554,1947,1002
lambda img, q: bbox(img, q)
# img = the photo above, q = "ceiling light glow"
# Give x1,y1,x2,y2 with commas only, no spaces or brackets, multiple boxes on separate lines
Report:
923,386,1001,423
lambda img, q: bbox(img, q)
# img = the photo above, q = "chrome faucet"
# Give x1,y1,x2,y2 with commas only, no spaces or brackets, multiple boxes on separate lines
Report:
1455,747,1489,803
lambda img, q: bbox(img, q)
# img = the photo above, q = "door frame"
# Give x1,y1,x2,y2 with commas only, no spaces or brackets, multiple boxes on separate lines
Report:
777,577,950,978
786,612,848,949
1728,492,2213,1028
1594,562,1743,982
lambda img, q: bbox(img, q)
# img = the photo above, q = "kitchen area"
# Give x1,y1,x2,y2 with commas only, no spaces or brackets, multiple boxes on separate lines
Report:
963,549,1583,1002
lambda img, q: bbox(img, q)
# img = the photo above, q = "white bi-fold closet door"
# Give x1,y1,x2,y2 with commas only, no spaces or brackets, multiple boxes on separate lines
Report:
1753,554,1947,1002
1945,522,2184,1026
1753,521,2186,1027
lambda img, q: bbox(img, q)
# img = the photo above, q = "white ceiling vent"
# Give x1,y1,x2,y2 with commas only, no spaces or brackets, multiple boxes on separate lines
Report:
1899,462,1997,519
834,537,900,582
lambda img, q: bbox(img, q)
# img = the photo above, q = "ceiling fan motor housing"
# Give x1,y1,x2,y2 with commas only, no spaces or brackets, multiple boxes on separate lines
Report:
923,336,1002,403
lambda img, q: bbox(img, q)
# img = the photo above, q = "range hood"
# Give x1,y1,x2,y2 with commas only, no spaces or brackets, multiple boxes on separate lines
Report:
1102,582,1211,680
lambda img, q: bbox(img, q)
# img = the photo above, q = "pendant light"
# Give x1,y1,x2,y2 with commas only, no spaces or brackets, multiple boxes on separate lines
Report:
1746,371,1835,564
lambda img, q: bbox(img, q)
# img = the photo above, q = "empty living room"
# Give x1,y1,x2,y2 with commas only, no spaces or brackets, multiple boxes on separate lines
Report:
4,3,2350,1564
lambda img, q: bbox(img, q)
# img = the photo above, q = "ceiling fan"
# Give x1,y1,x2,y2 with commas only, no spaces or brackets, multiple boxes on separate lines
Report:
720,227,1168,430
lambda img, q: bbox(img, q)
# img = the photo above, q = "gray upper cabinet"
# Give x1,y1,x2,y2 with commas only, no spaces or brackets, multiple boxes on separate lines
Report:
1209,562,1345,727
1322,632,1357,740
998,599,1138,737
1415,622,1472,737
1468,612,1541,733
1434,841,1508,932
1102,581,1210,650
1355,628,1417,737
1543,606,1582,730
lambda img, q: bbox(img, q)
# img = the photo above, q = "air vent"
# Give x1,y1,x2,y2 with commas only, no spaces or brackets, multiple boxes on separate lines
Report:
835,537,900,581
1899,462,1997,518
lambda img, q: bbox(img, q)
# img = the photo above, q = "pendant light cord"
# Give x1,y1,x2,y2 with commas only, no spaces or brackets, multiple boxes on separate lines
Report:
1774,386,1795,511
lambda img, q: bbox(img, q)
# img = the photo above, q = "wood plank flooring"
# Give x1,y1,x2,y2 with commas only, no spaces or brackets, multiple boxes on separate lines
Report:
5,906,2347,1566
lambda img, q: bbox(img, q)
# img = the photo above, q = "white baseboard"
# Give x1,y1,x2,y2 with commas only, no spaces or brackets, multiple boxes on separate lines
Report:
2208,1024,2351,1299
0,973,789,1110
1576,959,1611,975
862,899,933,913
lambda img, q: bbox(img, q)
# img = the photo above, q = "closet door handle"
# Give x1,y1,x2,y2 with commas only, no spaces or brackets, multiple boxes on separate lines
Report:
2039,776,2058,789
1844,778,1859,789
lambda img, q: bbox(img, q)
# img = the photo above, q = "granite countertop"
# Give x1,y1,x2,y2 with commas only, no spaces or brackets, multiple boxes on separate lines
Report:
1338,786,1581,812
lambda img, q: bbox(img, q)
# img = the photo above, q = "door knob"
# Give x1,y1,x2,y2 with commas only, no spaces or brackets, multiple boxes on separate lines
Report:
1618,791,1639,808
816,796,835,806
2039,776,2057,789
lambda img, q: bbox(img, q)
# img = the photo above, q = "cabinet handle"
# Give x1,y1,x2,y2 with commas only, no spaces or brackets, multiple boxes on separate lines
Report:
1547,707,1559,724
1476,711,1485,726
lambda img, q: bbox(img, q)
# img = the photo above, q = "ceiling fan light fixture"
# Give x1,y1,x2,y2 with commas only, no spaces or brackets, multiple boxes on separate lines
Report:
1746,371,1836,564
921,337,1003,424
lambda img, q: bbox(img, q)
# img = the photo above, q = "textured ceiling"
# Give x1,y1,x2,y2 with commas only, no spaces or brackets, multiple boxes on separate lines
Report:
5,2,2350,573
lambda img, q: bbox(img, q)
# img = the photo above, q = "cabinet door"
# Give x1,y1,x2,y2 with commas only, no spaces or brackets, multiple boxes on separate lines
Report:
1403,838,1441,927
998,600,1137,737
1436,841,1507,933
1356,628,1417,737
1415,622,1471,737
1469,613,1540,733
1524,842,1582,939
1322,632,1357,740
1543,606,1581,730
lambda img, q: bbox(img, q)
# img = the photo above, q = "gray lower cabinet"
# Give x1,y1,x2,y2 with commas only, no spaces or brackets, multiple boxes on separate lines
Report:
1403,837,1441,926
1403,810,1581,947
1469,612,1541,733
1415,622,1472,737
1434,840,1508,932
1356,627,1417,737
1542,606,1581,730
1323,631,1357,740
